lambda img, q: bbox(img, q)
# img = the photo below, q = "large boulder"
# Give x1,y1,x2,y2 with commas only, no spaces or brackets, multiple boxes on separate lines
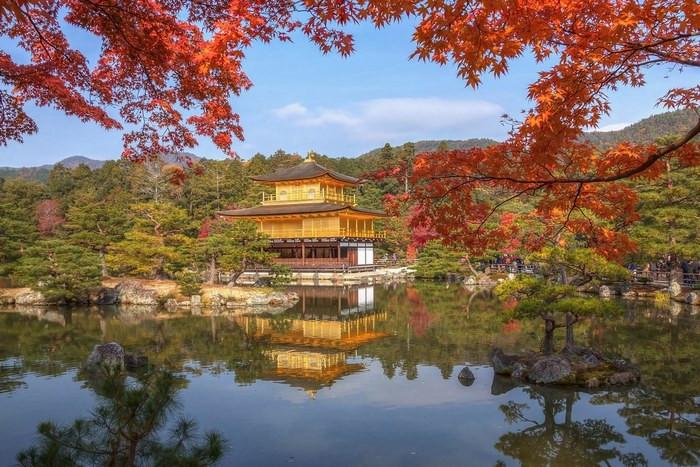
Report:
86,342,125,372
89,287,119,305
0,294,15,305
527,355,573,384
115,281,158,306
687,292,700,306
491,349,524,376
15,291,50,306
669,280,683,298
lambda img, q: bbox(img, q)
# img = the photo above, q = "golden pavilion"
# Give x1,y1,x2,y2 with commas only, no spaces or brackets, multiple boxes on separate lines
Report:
218,154,386,270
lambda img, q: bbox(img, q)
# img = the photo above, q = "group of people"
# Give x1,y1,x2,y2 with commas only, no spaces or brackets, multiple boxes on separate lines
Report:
628,257,700,286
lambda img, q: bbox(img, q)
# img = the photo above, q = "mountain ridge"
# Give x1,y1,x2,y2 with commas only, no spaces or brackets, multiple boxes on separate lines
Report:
1,109,695,182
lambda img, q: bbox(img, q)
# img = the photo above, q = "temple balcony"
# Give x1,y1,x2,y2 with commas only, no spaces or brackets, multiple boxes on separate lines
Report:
261,190,356,206
259,227,386,239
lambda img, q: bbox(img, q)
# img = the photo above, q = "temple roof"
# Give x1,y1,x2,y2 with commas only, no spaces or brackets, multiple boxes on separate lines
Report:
250,160,361,185
218,203,386,218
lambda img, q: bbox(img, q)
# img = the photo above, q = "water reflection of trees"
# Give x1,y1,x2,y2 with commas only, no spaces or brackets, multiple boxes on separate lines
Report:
363,282,539,380
17,370,225,467
495,385,647,466
4,287,700,466
589,303,700,466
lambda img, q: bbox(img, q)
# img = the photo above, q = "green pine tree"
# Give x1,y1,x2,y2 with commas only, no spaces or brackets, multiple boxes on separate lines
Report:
107,202,195,279
12,239,101,303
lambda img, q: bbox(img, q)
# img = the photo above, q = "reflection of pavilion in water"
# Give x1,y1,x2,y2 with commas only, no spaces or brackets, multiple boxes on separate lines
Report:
236,286,387,395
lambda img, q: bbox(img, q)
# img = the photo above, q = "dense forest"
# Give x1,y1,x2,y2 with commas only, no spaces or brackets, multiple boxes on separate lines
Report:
0,109,698,300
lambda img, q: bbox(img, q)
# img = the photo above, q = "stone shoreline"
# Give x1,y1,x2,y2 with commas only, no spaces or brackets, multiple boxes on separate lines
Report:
0,278,299,312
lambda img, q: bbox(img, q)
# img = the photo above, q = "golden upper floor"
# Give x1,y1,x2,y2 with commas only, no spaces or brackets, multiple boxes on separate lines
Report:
252,154,360,207
217,154,386,238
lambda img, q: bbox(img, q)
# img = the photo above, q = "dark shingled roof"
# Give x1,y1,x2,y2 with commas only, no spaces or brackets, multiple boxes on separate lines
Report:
218,203,386,218
250,160,361,184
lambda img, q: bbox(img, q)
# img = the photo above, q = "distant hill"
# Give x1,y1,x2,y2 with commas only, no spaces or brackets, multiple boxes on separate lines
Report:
0,165,52,183
0,153,200,182
1,111,696,183
57,155,107,170
584,109,697,148
358,138,498,160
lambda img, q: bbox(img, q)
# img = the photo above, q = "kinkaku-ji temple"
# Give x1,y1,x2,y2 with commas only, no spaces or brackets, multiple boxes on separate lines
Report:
218,153,386,270
236,286,387,396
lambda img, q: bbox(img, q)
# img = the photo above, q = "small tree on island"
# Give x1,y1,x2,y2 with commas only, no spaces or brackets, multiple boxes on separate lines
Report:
495,276,620,355
12,240,101,303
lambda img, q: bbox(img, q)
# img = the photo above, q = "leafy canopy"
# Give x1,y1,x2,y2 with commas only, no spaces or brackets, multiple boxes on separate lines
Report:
12,239,101,302
495,276,620,322
414,240,465,279
1,2,696,260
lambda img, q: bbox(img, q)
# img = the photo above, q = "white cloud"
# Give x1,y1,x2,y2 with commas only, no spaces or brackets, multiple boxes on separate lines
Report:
596,122,631,132
271,97,503,142
271,102,308,119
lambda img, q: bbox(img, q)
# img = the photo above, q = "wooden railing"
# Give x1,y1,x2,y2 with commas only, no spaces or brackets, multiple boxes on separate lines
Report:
260,228,386,239
261,190,356,205
631,270,700,286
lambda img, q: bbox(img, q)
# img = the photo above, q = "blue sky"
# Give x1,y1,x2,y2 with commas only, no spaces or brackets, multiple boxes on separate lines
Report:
1,20,698,167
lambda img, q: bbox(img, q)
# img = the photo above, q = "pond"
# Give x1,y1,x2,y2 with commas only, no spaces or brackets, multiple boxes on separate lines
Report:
1,283,699,466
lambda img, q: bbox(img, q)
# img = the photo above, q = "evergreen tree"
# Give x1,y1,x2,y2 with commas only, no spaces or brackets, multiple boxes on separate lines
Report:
629,165,700,261
64,189,132,276
197,220,275,285
414,240,466,279
17,371,226,467
496,276,620,354
182,160,250,219
107,202,195,279
0,179,44,275
12,240,101,303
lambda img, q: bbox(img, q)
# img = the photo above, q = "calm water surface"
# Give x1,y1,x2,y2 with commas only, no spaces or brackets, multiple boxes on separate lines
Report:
1,283,699,466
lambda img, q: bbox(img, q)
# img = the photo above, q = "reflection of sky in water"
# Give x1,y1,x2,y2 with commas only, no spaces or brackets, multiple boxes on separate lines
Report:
0,284,697,466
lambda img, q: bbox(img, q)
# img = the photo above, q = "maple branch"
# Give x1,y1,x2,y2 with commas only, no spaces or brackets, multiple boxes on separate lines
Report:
427,117,700,186
473,183,547,235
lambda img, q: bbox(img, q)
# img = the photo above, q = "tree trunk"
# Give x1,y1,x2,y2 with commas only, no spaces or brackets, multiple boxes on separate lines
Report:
127,438,137,467
230,270,243,285
99,250,107,277
564,312,577,351
560,266,569,285
207,256,217,284
464,253,479,276
543,318,555,355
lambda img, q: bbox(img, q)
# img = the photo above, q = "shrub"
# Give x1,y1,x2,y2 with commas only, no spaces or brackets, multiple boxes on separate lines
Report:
175,270,203,296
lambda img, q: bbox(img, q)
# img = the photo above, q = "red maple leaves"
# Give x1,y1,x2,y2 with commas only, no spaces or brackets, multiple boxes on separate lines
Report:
2,0,699,256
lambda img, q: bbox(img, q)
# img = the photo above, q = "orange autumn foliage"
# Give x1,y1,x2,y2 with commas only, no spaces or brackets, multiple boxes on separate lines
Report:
1,0,699,257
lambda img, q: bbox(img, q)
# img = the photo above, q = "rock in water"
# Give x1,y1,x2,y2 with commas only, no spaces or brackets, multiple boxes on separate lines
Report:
599,285,612,298
458,367,475,386
687,292,700,306
491,349,522,375
527,355,573,384
86,342,125,372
